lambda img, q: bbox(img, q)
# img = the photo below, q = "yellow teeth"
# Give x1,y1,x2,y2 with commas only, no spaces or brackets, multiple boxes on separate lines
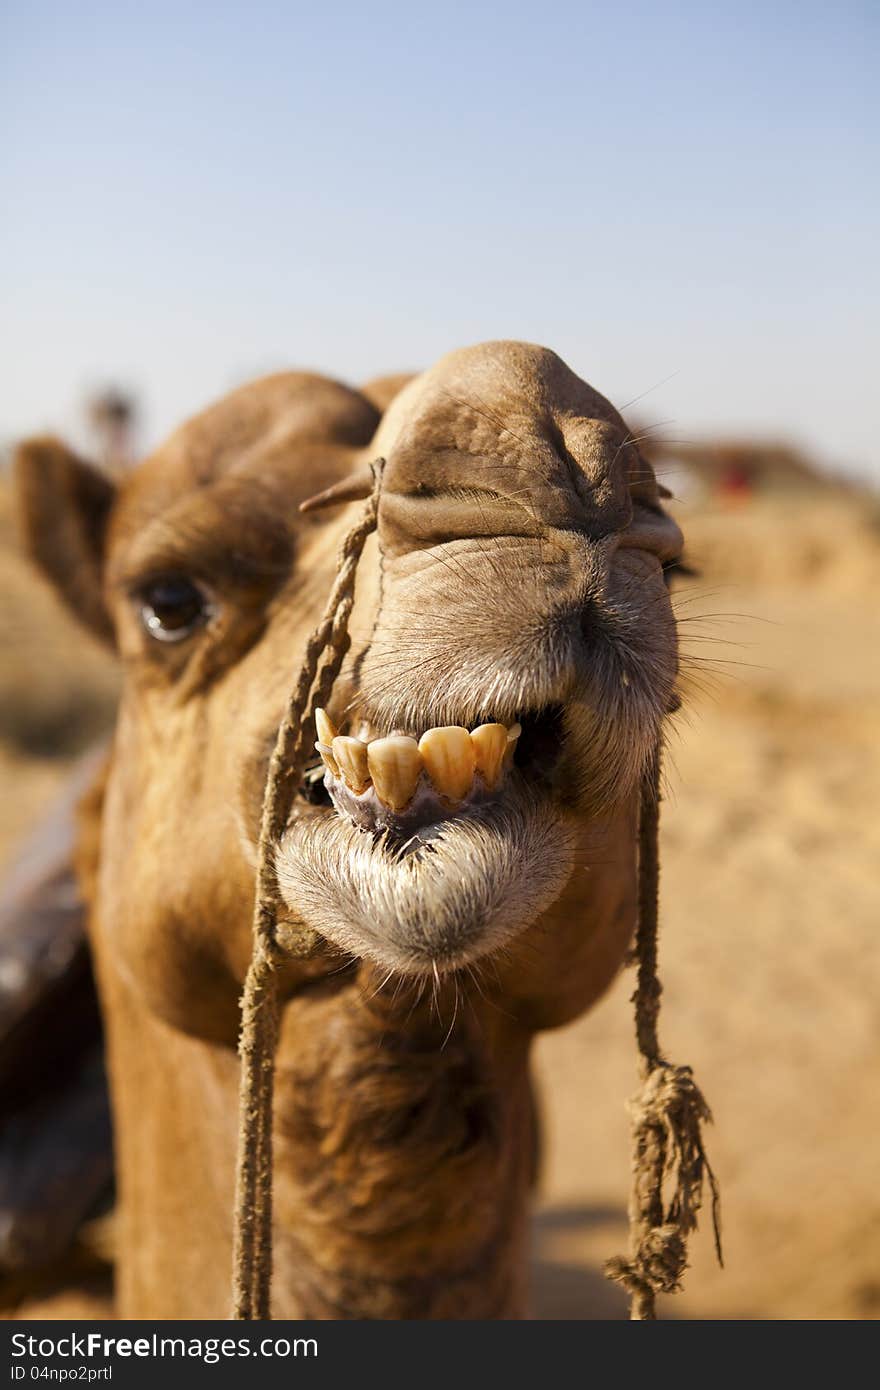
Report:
469,723,509,790
315,741,339,776
319,719,523,807
314,707,337,745
367,736,422,811
418,726,476,803
331,736,371,793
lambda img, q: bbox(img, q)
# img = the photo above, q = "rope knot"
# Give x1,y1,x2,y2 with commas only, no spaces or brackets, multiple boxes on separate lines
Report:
629,1062,719,1241
606,1059,722,1317
640,1224,688,1291
606,1222,688,1300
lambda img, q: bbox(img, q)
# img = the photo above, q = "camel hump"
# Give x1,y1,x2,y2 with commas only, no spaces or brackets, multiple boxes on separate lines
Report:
159,370,382,477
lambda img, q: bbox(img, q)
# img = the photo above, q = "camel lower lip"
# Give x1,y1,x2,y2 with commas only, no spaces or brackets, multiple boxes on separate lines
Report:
323,769,502,844
275,778,575,976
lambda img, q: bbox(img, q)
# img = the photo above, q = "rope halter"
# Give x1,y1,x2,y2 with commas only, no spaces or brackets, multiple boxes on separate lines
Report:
230,458,721,1321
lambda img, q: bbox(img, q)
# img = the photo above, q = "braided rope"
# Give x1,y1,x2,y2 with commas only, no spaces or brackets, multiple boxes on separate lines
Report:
605,742,722,1319
231,460,384,1320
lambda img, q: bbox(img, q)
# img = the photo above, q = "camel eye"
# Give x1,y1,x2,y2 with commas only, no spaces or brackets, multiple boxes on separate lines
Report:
139,575,211,643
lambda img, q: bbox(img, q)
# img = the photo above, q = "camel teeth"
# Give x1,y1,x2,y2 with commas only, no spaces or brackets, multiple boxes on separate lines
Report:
367,736,422,811
418,726,475,802
315,741,339,777
504,721,521,767
470,723,509,790
322,717,526,807
331,736,371,794
314,708,337,745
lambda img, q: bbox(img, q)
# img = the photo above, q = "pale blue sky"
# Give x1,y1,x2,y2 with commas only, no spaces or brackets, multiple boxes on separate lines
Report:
2,1,877,476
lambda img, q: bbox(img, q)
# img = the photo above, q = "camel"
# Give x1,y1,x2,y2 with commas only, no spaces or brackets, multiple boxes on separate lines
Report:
14,341,684,1319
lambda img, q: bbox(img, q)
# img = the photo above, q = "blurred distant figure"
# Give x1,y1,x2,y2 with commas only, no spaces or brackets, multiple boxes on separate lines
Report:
86,388,138,472
643,436,829,504
718,456,755,505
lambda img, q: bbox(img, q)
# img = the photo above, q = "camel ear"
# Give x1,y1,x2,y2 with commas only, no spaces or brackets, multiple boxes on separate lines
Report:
14,436,117,646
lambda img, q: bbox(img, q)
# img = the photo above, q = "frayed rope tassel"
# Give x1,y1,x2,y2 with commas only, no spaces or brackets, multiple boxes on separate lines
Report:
605,745,722,1320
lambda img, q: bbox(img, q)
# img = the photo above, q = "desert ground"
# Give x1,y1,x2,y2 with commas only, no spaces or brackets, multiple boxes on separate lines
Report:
2,475,878,1320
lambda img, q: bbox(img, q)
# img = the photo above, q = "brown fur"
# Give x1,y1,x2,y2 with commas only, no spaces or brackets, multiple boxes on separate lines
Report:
15,342,682,1318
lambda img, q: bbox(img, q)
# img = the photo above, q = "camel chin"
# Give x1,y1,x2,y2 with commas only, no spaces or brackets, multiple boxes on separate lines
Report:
275,714,576,976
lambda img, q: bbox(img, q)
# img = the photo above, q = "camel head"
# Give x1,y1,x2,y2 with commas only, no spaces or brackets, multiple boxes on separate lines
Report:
15,342,683,1045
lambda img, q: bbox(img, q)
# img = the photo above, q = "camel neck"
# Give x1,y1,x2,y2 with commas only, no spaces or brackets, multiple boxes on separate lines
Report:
269,974,536,1318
